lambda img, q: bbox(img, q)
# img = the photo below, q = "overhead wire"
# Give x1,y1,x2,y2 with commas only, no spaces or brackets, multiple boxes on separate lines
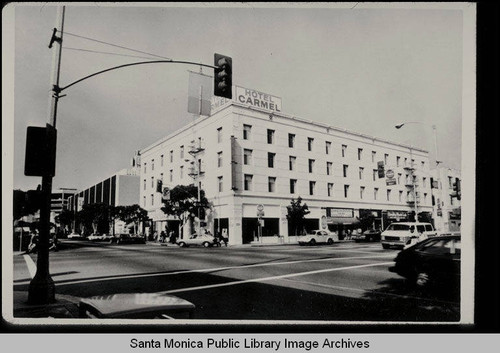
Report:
62,47,160,61
59,30,172,61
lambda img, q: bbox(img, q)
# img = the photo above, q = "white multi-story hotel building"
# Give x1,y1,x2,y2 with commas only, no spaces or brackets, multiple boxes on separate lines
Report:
139,87,434,245
431,167,461,232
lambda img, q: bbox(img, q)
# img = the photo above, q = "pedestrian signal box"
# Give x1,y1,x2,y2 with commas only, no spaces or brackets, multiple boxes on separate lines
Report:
25,125,57,177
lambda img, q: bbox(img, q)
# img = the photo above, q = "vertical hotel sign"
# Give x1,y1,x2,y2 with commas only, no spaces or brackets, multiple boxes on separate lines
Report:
211,86,282,113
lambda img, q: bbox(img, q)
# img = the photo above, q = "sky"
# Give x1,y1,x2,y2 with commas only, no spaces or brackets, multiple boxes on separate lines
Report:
6,3,468,192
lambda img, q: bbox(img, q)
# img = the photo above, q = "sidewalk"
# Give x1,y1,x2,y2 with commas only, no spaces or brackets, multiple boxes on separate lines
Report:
13,291,81,318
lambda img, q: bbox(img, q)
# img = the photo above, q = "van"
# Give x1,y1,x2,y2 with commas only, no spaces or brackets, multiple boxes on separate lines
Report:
380,222,437,249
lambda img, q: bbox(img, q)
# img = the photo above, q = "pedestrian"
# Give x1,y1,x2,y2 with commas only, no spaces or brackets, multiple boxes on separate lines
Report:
49,232,58,252
27,232,38,254
220,232,228,247
160,231,166,243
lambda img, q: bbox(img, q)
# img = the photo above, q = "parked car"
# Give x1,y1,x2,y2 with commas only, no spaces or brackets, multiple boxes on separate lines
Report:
298,230,339,246
389,234,461,290
176,234,218,248
381,222,437,249
352,229,382,242
67,232,83,239
112,233,146,244
88,233,114,242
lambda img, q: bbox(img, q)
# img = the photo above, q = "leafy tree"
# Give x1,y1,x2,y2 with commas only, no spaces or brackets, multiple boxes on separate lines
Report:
286,197,310,236
118,204,149,235
161,184,209,236
13,188,42,221
77,203,110,235
55,209,74,233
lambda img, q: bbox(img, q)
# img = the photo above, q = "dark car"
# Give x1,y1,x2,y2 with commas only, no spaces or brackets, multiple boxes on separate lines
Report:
112,233,146,244
352,229,381,242
389,235,460,290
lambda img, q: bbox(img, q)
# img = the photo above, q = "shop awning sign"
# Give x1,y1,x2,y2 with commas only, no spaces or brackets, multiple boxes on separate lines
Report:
386,169,397,186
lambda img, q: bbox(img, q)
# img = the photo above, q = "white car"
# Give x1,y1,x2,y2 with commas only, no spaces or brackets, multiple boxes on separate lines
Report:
177,234,218,248
381,222,437,249
67,232,83,239
298,230,339,246
88,233,114,242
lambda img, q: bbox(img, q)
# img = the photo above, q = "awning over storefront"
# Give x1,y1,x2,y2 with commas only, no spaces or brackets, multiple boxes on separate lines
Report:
326,216,358,225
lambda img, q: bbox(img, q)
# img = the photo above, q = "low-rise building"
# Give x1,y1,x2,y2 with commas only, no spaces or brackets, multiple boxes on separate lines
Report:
431,167,461,232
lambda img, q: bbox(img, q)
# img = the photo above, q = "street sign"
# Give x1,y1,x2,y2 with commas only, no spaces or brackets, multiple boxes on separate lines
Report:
385,169,396,186
257,204,265,217
386,169,394,179
162,187,170,200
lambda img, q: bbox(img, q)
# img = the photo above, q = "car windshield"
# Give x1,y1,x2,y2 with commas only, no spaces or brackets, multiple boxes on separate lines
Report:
386,224,411,231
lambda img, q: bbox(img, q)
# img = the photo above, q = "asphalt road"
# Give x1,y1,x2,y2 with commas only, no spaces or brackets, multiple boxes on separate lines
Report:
13,240,460,322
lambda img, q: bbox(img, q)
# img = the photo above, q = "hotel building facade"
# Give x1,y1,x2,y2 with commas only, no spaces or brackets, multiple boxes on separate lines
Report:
139,87,434,245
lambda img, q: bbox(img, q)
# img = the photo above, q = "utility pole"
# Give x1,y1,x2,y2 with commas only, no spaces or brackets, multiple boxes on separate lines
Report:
28,6,65,305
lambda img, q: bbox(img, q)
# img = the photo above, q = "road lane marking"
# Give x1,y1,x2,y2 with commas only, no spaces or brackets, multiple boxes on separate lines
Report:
23,255,37,279
161,261,395,295
34,254,395,287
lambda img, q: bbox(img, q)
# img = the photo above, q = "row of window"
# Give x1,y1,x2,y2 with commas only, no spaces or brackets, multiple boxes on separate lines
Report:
242,125,426,169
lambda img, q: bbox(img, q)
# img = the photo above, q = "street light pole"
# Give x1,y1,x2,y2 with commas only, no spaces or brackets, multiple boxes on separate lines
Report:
28,6,65,305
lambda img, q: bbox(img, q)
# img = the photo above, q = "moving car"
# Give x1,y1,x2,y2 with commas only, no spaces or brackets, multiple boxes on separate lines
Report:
381,222,437,249
112,233,146,244
389,234,460,290
79,293,195,319
176,234,218,248
352,229,382,242
67,232,83,239
298,230,339,246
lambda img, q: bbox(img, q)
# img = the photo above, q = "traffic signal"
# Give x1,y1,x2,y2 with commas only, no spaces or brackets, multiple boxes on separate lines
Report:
214,53,232,99
25,125,57,177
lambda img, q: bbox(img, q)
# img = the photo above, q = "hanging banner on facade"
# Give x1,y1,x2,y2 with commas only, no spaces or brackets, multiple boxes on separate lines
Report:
328,208,354,218
386,169,397,186
387,211,408,219
188,71,212,116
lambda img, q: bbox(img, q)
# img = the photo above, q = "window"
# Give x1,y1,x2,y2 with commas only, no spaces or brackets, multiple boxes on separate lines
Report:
180,146,184,159
343,164,348,177
268,177,276,193
404,157,408,166
217,151,223,168
243,149,252,165
344,185,349,198
424,193,427,204
218,176,223,192
342,144,347,157
151,159,154,171
169,169,173,182
359,167,364,180
170,150,173,163
144,162,147,173
387,189,391,201
143,196,146,207
328,183,334,197
217,127,223,143
421,161,425,169
151,177,154,188
399,190,403,202
267,129,275,144
161,155,164,167
309,181,316,195
289,156,296,171
327,162,333,175
268,152,276,168
198,158,202,173
160,173,163,183
358,148,363,161
288,133,295,148
373,170,377,181
308,159,315,173
448,176,453,188
360,186,365,199
326,141,331,154
180,166,184,179
290,179,297,194
396,156,400,167
308,137,314,151
384,153,389,165
244,174,253,191
151,194,154,206
143,179,146,191
374,188,379,200
397,173,402,184
372,151,376,163
411,158,415,167
243,124,252,140
422,177,427,188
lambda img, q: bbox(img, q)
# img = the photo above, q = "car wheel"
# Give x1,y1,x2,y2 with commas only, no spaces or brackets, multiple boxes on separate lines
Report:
116,239,121,244
178,242,186,248
382,244,390,249
327,238,334,245
202,242,211,248
309,239,316,246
